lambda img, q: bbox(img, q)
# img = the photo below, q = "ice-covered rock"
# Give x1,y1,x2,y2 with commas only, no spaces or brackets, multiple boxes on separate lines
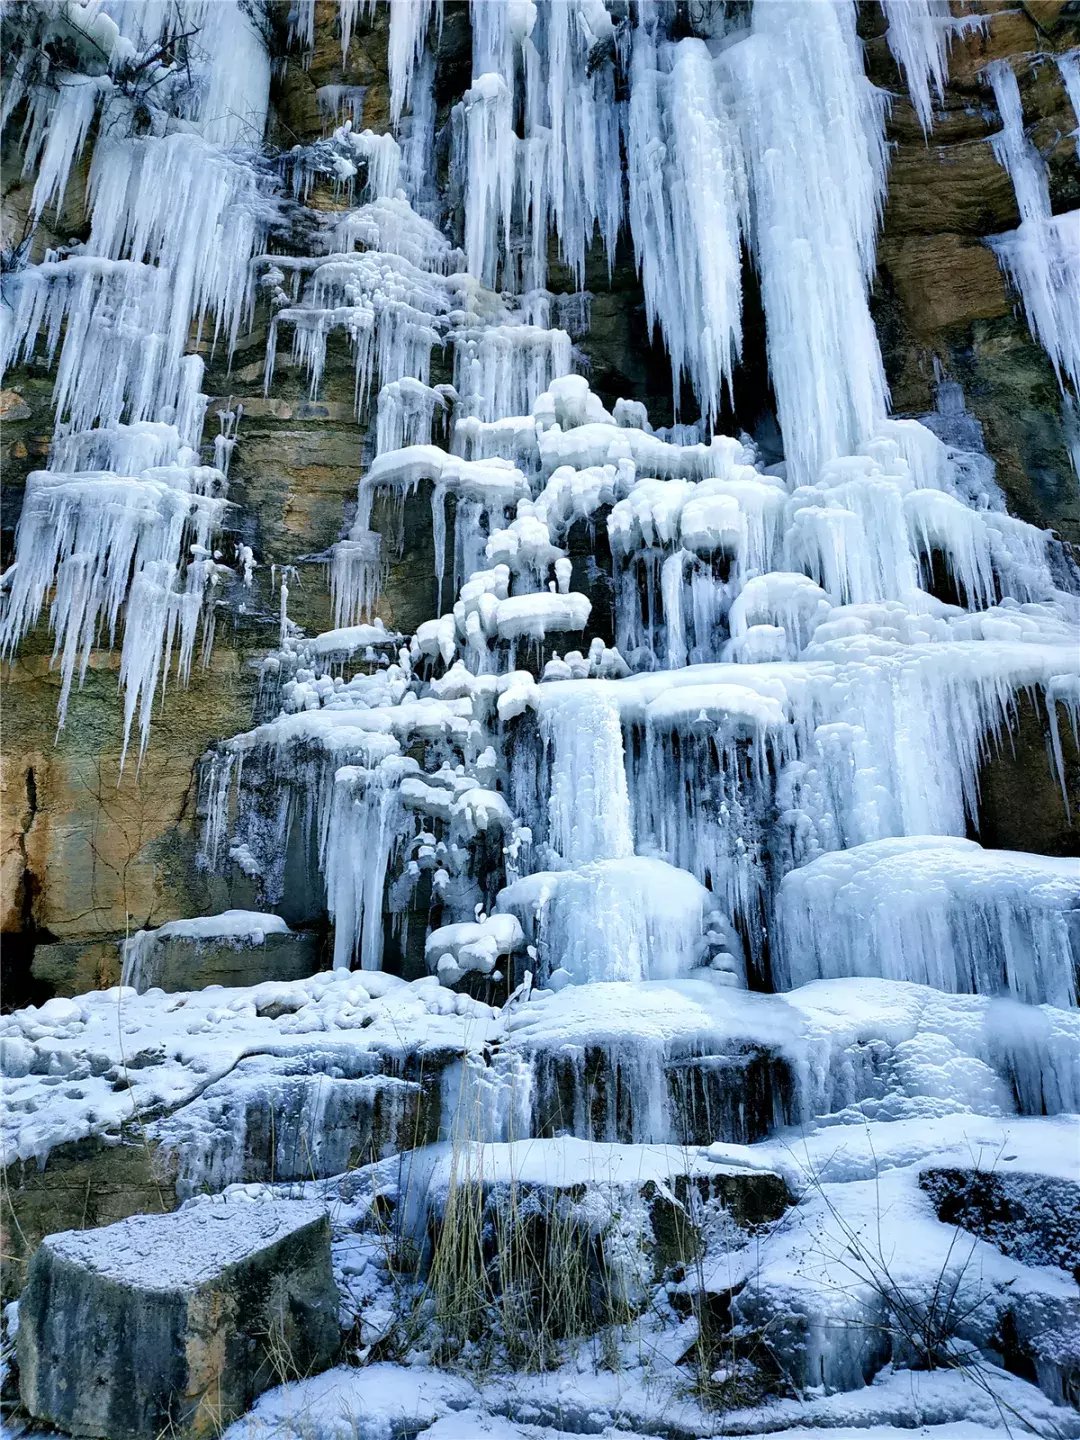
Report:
121,912,320,994
18,1201,339,1439
776,837,1080,1007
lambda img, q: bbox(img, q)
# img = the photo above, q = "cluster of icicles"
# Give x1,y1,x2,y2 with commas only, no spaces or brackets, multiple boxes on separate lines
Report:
187,9,1079,1034
1,0,1077,773
0,0,273,760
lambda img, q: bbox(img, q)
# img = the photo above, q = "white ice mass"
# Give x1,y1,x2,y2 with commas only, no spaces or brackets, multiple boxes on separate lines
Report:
1,1,1078,1438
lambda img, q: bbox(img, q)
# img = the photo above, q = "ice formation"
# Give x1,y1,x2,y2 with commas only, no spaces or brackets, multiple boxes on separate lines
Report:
3,1,1080,1435
985,59,1080,395
1,0,275,759
881,0,951,134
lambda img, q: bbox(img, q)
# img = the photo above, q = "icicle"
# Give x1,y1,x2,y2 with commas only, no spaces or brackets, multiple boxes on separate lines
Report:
325,760,411,969
624,34,747,423
389,0,442,124
23,73,110,222
1059,50,1080,135
985,61,1080,394
460,73,516,288
729,0,890,484
880,0,951,135
0,467,227,762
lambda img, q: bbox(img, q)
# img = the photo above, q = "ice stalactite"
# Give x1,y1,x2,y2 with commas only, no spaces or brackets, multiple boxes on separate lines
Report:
0,0,274,758
731,0,890,485
985,59,1080,395
880,0,951,135
624,33,747,424
456,0,623,292
388,0,442,125
1,465,229,763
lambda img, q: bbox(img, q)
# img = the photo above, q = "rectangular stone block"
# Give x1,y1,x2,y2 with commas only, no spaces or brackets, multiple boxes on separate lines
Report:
18,1200,340,1439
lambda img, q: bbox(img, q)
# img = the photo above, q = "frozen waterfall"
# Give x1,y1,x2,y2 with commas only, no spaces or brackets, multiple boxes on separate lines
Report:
2,1,1078,1434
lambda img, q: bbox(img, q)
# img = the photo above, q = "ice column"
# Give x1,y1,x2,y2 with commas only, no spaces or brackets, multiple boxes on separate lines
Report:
730,0,890,485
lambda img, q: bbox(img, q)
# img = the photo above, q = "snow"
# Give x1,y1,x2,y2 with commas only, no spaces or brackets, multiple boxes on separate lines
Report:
0,970,499,1169
426,914,524,986
222,1354,1078,1440
41,1200,328,1291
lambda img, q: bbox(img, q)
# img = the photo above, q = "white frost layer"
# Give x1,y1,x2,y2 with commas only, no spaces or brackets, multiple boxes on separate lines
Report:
777,836,1079,1007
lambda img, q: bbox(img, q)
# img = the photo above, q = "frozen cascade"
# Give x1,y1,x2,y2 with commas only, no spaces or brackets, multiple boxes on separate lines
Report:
5,1,1080,1429
776,837,1080,1008
537,687,633,865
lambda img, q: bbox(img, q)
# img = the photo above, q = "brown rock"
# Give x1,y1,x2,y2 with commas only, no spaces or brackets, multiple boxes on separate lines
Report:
883,139,1020,237
877,233,1011,332
0,389,31,421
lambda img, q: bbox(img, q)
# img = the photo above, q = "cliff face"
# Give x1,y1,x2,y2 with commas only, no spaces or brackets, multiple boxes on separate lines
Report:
1,0,1077,996
867,0,1079,538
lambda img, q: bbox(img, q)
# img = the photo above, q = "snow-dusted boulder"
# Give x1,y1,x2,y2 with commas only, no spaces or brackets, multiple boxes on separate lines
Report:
921,1166,1080,1281
121,912,320,994
18,1201,339,1439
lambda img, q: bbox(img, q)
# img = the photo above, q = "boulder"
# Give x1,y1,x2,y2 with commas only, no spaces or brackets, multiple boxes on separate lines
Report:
122,911,321,993
18,1200,340,1440
921,1166,1080,1281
